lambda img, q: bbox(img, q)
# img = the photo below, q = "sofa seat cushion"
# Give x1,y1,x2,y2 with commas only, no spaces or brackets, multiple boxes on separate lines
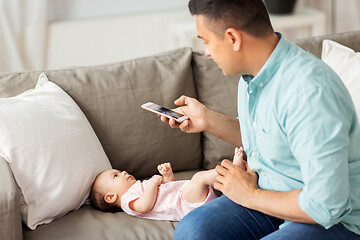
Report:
23,206,175,240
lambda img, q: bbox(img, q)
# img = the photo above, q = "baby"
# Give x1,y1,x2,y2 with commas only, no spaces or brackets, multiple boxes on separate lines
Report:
90,147,245,221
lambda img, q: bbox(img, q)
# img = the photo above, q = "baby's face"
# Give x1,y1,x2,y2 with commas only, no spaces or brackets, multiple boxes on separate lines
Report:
98,169,137,197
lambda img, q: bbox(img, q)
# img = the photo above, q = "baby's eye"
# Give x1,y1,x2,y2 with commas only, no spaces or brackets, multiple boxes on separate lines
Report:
114,174,118,178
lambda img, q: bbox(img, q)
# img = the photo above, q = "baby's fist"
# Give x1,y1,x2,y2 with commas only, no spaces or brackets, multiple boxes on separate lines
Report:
150,175,164,185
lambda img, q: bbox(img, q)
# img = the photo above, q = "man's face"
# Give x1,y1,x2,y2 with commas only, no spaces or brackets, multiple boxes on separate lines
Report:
196,15,238,76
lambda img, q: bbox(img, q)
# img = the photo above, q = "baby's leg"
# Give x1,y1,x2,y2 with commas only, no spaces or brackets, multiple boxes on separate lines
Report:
233,147,246,170
157,162,175,181
181,169,217,204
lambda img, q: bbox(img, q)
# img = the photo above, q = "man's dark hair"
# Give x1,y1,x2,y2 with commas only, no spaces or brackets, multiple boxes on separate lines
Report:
188,0,273,38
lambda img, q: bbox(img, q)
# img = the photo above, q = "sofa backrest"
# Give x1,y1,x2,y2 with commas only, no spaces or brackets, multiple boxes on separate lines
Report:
294,30,360,58
0,48,203,179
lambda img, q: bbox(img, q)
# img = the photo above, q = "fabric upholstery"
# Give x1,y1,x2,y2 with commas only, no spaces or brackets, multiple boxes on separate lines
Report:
294,31,360,58
23,206,174,240
0,158,23,240
0,48,201,179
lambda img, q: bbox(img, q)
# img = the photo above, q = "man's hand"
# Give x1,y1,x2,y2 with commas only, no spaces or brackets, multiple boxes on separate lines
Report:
214,160,315,224
160,95,242,147
214,159,259,208
160,95,209,133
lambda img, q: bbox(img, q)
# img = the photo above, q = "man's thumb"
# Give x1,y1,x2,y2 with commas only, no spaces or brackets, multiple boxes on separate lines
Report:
174,95,188,106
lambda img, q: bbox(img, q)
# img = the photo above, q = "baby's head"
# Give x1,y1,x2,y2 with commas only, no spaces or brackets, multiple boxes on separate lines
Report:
90,169,137,212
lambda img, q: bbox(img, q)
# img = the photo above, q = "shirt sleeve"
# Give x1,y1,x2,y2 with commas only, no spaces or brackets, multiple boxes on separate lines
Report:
285,85,354,228
120,182,143,217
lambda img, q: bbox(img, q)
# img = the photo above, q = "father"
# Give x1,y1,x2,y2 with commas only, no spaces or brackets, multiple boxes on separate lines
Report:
160,0,360,239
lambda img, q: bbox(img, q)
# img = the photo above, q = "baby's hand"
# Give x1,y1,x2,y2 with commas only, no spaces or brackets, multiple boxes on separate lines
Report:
150,175,164,186
157,162,175,181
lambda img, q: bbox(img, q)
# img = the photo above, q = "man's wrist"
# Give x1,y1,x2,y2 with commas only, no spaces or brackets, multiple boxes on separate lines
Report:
248,187,262,209
203,109,216,133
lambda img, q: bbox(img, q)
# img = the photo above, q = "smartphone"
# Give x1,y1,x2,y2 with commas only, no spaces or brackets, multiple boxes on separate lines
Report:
141,102,189,123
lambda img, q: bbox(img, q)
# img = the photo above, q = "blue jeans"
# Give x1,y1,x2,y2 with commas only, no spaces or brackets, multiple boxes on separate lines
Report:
174,195,360,240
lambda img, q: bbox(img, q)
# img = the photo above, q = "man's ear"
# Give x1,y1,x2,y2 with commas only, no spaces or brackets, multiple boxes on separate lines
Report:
104,193,118,204
225,28,242,51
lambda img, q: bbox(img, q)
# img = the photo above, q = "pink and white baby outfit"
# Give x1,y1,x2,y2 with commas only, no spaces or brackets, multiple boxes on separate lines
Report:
120,179,216,221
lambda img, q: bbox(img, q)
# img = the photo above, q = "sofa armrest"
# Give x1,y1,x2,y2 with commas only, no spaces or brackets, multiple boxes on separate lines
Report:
0,157,23,240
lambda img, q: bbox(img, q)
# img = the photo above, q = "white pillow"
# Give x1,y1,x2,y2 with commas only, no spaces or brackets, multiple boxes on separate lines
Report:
0,73,111,230
322,39,360,120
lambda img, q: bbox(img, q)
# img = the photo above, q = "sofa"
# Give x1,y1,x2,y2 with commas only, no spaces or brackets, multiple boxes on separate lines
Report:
1,30,360,240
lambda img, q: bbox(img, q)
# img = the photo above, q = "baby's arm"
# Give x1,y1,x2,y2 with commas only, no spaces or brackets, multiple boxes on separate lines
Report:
129,175,163,213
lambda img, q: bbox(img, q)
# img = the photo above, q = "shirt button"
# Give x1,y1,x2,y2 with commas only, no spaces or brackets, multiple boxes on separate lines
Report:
251,152,256,157
259,82,263,87
252,122,256,128
249,90,253,94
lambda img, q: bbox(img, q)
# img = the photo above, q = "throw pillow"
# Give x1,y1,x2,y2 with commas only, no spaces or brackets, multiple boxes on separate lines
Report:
321,39,360,120
0,73,111,230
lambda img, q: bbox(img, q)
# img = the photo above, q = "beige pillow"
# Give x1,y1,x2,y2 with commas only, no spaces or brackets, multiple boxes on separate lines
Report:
322,39,360,120
0,73,111,229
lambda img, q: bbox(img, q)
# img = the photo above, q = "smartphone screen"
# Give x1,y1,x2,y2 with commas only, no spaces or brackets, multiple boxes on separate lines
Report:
141,102,188,122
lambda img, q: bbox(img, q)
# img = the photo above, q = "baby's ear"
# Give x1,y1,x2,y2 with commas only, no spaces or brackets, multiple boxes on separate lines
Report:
104,193,118,204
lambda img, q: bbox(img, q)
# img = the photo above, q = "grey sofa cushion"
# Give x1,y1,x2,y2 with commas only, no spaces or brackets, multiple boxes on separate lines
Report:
23,206,174,240
0,158,22,240
0,48,202,179
295,30,360,58
191,52,241,169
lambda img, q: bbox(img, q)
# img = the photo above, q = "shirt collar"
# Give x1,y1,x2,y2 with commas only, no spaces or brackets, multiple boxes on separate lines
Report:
241,33,291,88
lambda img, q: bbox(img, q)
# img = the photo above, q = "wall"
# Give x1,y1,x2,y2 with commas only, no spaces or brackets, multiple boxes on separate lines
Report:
48,0,186,21
46,0,360,70
46,8,194,70
298,0,360,33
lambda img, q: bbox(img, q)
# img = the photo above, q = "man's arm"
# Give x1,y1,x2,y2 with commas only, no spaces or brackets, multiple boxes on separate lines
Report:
206,109,241,147
161,95,242,147
250,189,315,223
129,175,163,213
214,160,316,224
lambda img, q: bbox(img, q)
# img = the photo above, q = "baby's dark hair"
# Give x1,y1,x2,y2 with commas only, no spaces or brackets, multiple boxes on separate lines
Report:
90,173,122,213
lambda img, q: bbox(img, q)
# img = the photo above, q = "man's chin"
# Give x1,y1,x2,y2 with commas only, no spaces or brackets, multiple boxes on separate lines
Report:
221,69,234,76
216,63,235,76
222,70,229,76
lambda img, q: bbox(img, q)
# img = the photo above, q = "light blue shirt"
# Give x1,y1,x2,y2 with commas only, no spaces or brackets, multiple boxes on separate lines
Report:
237,34,360,234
